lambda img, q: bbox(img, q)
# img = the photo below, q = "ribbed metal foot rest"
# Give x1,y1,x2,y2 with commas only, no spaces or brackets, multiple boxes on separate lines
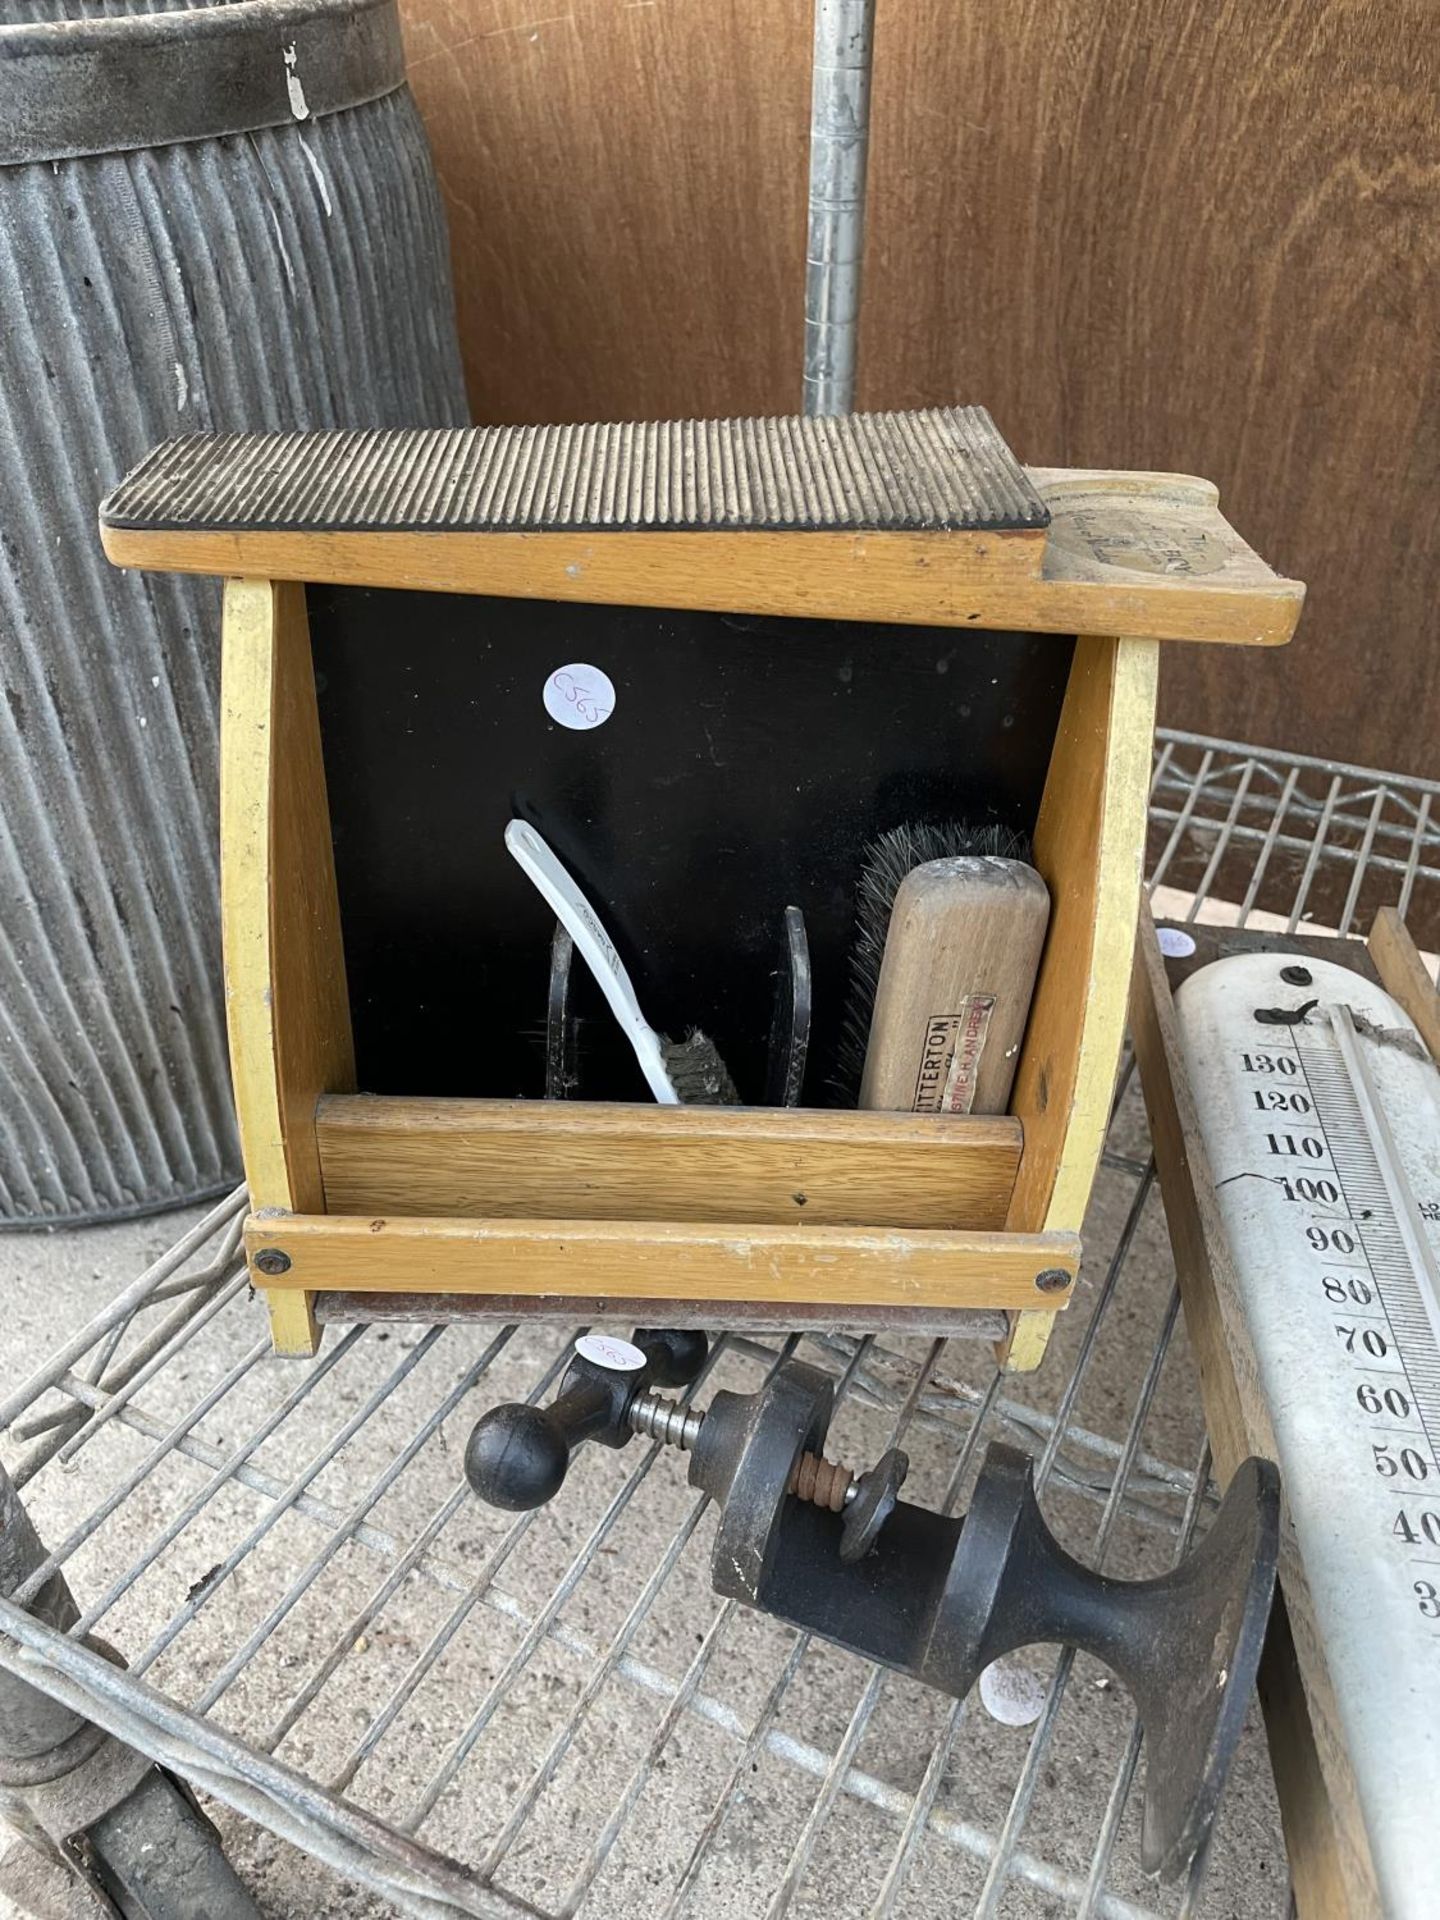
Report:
100,407,1050,535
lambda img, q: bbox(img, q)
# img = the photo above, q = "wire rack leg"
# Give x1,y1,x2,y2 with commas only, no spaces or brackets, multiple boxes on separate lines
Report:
0,1463,260,1920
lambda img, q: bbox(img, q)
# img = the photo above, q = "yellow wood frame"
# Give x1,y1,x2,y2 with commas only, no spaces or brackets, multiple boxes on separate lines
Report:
997,632,1158,1366
220,578,355,1354
218,580,1156,1361
314,1097,1023,1230
49,358,1311,1394
122,452,1303,1362
106,467,1303,648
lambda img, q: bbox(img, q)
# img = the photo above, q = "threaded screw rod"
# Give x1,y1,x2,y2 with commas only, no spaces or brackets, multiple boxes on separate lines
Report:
627,1392,857,1508
627,1393,704,1451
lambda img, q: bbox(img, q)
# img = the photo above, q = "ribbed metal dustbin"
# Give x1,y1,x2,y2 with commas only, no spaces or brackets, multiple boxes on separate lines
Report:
0,0,469,1225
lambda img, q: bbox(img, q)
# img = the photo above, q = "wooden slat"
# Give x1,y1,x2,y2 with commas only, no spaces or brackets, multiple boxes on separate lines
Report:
315,1095,1021,1230
1367,906,1440,1063
1130,903,1380,1919
104,525,1039,621
998,632,1160,1370
221,578,355,1355
244,1214,1079,1309
1257,1593,1368,1920
1032,465,1302,646
312,1293,1009,1340
100,468,1301,645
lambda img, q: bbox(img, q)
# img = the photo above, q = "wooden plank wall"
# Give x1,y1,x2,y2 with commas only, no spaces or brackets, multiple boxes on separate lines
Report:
397,0,809,422
398,0,1439,779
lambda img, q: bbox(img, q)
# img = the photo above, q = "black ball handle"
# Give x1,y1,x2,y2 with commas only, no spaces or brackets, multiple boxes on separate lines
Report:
465,1328,708,1512
631,1326,708,1387
465,1382,613,1511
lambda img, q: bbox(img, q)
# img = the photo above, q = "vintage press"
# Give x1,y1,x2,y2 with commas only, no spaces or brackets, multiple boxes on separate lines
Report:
465,1330,1279,1883
103,406,1301,1878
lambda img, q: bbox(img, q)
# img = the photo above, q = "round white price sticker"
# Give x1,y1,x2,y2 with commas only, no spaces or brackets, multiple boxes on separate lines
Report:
574,1334,646,1372
979,1658,1047,1727
544,663,615,732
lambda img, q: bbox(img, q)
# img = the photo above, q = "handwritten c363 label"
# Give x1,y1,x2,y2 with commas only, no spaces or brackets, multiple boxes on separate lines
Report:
544,663,616,731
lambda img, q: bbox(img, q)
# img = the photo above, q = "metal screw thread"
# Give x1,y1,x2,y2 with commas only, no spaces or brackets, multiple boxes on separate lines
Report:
628,1394,704,1451
790,1451,855,1511
629,1395,859,1510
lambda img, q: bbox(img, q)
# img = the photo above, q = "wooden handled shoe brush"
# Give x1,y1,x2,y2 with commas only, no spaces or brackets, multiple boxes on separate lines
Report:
837,824,1050,1115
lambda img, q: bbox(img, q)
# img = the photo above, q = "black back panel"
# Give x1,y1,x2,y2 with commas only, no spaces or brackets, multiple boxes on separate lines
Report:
310,587,1072,1104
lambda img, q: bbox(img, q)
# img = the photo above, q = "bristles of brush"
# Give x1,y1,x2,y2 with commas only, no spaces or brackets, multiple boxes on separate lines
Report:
833,822,1033,1102
663,1029,741,1104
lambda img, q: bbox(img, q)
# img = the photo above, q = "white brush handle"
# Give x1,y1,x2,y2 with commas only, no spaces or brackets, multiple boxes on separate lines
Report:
505,819,679,1104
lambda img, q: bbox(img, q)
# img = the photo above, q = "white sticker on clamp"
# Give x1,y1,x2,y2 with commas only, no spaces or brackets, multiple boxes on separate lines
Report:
979,1658,1048,1727
574,1333,646,1372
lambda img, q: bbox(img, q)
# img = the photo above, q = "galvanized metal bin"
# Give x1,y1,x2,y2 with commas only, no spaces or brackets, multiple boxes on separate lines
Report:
0,0,469,1225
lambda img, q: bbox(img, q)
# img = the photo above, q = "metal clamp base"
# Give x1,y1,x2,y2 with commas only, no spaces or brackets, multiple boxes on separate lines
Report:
684,1360,1280,1883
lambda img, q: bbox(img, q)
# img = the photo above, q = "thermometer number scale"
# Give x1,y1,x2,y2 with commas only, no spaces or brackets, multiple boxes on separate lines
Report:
1174,952,1440,1919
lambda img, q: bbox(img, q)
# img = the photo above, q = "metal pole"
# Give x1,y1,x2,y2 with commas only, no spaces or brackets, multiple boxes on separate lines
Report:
802,0,876,416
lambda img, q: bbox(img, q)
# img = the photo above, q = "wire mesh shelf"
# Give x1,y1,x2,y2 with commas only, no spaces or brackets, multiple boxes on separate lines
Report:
1149,729,1440,945
3,727,1435,1918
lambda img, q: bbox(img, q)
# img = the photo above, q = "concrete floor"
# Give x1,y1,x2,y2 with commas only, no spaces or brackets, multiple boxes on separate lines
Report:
0,1109,1291,1919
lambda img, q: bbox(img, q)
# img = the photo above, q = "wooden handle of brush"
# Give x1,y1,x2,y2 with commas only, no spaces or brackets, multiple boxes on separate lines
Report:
859,860,1050,1115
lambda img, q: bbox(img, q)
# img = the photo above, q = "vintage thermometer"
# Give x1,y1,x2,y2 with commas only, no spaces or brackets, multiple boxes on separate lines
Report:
1174,951,1440,1916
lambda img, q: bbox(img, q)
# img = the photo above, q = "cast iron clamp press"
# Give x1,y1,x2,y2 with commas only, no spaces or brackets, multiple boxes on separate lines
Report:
465,1333,1280,1883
